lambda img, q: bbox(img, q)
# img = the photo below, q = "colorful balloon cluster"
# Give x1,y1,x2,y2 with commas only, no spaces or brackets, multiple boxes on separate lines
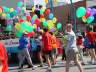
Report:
15,6,62,37
76,7,96,24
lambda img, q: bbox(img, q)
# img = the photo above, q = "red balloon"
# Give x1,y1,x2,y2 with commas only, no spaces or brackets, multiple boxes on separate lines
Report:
45,9,51,15
85,11,91,18
40,14,45,18
0,6,3,11
19,19,24,23
27,31,35,37
26,15,31,21
35,18,41,26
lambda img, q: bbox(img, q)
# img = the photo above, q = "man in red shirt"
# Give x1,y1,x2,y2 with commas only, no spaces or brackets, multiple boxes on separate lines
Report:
42,28,52,71
0,42,8,72
86,25,96,64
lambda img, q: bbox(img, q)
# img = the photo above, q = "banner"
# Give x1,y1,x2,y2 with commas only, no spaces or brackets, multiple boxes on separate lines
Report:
1,38,19,53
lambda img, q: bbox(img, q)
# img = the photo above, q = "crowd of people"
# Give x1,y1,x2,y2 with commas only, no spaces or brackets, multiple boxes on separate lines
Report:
1,23,96,72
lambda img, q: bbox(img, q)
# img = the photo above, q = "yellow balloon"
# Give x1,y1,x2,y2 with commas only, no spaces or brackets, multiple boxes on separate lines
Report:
45,0,49,4
0,9,2,14
32,24,37,29
40,29,44,33
15,23,21,30
32,7,35,12
10,8,14,12
2,13,6,18
47,20,54,29
40,18,46,22
52,17,57,23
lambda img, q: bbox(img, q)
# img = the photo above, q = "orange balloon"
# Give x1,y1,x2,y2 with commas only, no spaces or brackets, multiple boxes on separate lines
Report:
45,0,48,4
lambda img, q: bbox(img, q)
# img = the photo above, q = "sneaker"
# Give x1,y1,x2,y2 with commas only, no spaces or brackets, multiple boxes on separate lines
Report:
32,65,38,70
19,64,23,69
47,67,52,72
91,60,96,65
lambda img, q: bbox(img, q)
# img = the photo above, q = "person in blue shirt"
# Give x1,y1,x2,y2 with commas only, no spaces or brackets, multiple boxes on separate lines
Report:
18,33,35,70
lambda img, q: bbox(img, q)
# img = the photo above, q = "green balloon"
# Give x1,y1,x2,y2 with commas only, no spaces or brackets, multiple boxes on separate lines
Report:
40,10,44,14
43,21,48,27
76,7,86,18
57,23,62,29
6,25,12,31
15,30,23,37
17,1,23,7
32,15,37,20
6,14,11,19
87,16,94,24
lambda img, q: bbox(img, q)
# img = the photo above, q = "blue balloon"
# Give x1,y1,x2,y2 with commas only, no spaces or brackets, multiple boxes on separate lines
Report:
49,13,54,19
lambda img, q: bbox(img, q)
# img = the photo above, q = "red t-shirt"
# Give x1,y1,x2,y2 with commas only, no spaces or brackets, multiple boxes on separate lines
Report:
42,32,52,51
86,31,96,44
76,37,83,45
0,42,8,72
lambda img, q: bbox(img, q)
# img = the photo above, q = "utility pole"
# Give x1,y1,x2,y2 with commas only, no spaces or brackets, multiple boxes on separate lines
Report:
49,0,54,12
70,0,76,33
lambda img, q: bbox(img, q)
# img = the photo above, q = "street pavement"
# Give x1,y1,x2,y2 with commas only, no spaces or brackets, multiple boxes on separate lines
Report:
8,56,96,72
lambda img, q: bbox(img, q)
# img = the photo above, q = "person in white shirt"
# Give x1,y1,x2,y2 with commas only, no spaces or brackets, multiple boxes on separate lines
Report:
65,23,83,72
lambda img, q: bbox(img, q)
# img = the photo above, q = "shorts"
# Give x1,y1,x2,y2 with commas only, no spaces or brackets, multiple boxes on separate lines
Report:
66,49,79,61
52,49,57,55
43,50,52,56
86,44,95,49
37,45,42,52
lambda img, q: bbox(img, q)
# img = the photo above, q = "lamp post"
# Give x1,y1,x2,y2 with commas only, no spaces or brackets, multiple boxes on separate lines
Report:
70,0,76,33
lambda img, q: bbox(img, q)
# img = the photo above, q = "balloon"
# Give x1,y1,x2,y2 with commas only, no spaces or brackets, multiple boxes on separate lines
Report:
48,20,54,29
6,25,12,31
45,0,49,4
0,7,3,14
16,7,21,13
15,23,21,30
49,13,54,19
57,23,62,29
17,1,23,7
15,30,23,37
76,7,86,18
19,19,24,23
43,21,48,27
40,18,46,22
91,8,96,15
22,16,26,20
40,9,45,14
3,6,10,13
24,11,30,16
10,12,15,18
82,16,87,23
27,26,33,32
10,8,14,12
31,19,35,24
6,14,11,19
35,18,41,26
45,9,50,15
85,11,91,18
87,16,94,24
21,7,26,14
32,24,37,29
27,31,35,37
86,8,91,12
7,19,13,24
50,28,55,32
26,15,31,21
2,13,6,18
32,7,35,12
32,15,38,20
40,14,44,18
52,17,57,23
